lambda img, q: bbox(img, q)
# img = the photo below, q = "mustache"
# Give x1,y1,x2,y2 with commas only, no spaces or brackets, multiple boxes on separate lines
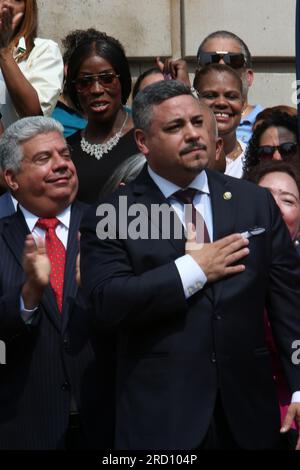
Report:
180,142,207,156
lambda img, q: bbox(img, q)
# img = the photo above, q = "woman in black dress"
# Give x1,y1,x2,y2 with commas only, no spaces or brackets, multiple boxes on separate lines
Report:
66,29,138,203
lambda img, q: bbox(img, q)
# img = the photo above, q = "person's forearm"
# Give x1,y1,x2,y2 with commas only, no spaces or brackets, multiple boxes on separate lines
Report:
21,280,44,310
0,49,42,117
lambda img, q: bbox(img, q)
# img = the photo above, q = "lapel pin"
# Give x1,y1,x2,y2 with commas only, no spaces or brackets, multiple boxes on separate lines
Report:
223,191,232,200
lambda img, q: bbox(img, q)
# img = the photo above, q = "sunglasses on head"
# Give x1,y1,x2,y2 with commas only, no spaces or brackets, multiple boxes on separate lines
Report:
73,72,120,93
197,51,246,69
257,142,298,161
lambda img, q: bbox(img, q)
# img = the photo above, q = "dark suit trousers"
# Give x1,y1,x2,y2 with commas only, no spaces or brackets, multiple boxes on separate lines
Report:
199,393,240,450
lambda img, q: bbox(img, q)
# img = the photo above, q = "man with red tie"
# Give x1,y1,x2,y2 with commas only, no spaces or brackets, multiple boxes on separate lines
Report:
80,80,300,450
0,116,114,449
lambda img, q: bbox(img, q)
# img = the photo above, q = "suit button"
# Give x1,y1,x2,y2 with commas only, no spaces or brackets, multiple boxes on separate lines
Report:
211,353,216,363
63,338,70,351
215,315,222,320
61,381,70,391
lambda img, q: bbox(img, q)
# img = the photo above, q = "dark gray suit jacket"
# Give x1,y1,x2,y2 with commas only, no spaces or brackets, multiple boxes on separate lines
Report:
0,191,15,218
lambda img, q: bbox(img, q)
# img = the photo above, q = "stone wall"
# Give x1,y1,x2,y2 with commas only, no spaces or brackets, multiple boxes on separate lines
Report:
37,0,297,108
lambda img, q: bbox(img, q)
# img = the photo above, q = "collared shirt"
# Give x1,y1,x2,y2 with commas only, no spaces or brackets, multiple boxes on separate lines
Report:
148,166,212,299
236,104,263,145
19,205,71,322
19,205,71,248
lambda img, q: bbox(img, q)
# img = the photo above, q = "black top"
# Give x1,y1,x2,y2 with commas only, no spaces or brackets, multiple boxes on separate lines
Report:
67,128,139,204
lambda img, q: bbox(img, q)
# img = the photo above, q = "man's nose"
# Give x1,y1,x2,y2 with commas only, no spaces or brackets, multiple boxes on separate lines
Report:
52,153,69,170
185,123,200,140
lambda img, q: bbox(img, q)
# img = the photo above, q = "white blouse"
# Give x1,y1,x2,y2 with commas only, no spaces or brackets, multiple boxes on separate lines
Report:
0,37,63,128
225,140,247,179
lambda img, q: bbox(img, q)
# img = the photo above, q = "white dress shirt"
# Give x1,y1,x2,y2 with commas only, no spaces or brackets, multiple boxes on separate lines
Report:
148,166,212,299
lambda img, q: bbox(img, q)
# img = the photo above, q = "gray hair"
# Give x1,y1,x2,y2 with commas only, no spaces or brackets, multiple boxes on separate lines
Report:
100,153,146,198
0,116,64,173
132,80,194,132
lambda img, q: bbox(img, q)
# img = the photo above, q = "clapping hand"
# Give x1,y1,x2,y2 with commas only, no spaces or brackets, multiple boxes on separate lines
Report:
21,234,51,309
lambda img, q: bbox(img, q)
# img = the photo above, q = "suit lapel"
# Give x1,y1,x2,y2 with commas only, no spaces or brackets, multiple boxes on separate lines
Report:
132,166,185,254
207,170,236,306
61,201,83,334
2,209,62,332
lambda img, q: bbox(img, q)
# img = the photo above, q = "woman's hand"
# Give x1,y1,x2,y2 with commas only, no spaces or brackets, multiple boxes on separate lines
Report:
0,4,23,50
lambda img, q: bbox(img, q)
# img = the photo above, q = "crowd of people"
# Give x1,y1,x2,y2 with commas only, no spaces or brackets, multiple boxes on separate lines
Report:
0,0,300,451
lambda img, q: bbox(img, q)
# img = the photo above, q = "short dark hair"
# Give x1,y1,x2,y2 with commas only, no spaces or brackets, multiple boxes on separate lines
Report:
247,160,300,197
66,30,132,110
193,63,243,95
132,67,163,99
243,111,299,177
132,80,193,132
197,30,252,68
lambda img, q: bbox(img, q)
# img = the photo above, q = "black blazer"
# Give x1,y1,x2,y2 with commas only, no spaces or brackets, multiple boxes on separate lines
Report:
0,201,115,449
80,167,300,450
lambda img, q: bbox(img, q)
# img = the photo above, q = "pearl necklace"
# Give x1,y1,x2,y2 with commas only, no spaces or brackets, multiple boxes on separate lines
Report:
81,113,128,160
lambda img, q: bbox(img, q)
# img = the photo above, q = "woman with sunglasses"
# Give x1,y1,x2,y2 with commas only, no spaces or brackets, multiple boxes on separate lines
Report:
0,0,63,128
247,160,300,446
194,63,245,178
66,30,138,204
243,111,300,178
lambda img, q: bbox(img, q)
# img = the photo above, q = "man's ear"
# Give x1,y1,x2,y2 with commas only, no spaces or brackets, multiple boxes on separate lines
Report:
134,129,150,156
4,169,19,192
215,137,223,162
246,68,254,88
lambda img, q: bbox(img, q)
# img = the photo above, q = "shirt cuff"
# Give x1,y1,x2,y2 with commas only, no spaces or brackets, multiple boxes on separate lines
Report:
175,254,207,299
20,296,38,324
291,391,300,403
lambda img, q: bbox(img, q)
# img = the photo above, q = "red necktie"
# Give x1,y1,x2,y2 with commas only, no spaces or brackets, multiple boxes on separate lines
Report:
36,218,66,312
174,188,210,243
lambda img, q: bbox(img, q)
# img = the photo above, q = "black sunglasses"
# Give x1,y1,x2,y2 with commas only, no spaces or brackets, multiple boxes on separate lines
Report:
73,72,120,92
257,142,298,161
197,51,246,69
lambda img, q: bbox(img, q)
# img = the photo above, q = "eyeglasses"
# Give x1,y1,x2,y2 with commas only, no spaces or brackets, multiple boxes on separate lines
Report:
257,142,298,161
197,51,246,69
73,72,120,92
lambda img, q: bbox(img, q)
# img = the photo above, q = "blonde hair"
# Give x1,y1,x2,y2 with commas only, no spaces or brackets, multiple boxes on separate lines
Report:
12,0,38,62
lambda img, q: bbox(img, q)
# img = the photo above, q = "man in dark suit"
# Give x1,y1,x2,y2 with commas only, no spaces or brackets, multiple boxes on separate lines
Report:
0,190,15,218
80,80,300,450
0,116,114,449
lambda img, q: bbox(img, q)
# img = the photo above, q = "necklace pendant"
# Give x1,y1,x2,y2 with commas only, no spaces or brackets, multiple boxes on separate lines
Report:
80,113,128,160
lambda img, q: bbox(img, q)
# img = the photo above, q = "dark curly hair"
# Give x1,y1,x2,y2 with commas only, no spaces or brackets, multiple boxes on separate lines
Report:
243,111,299,178
66,29,132,110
